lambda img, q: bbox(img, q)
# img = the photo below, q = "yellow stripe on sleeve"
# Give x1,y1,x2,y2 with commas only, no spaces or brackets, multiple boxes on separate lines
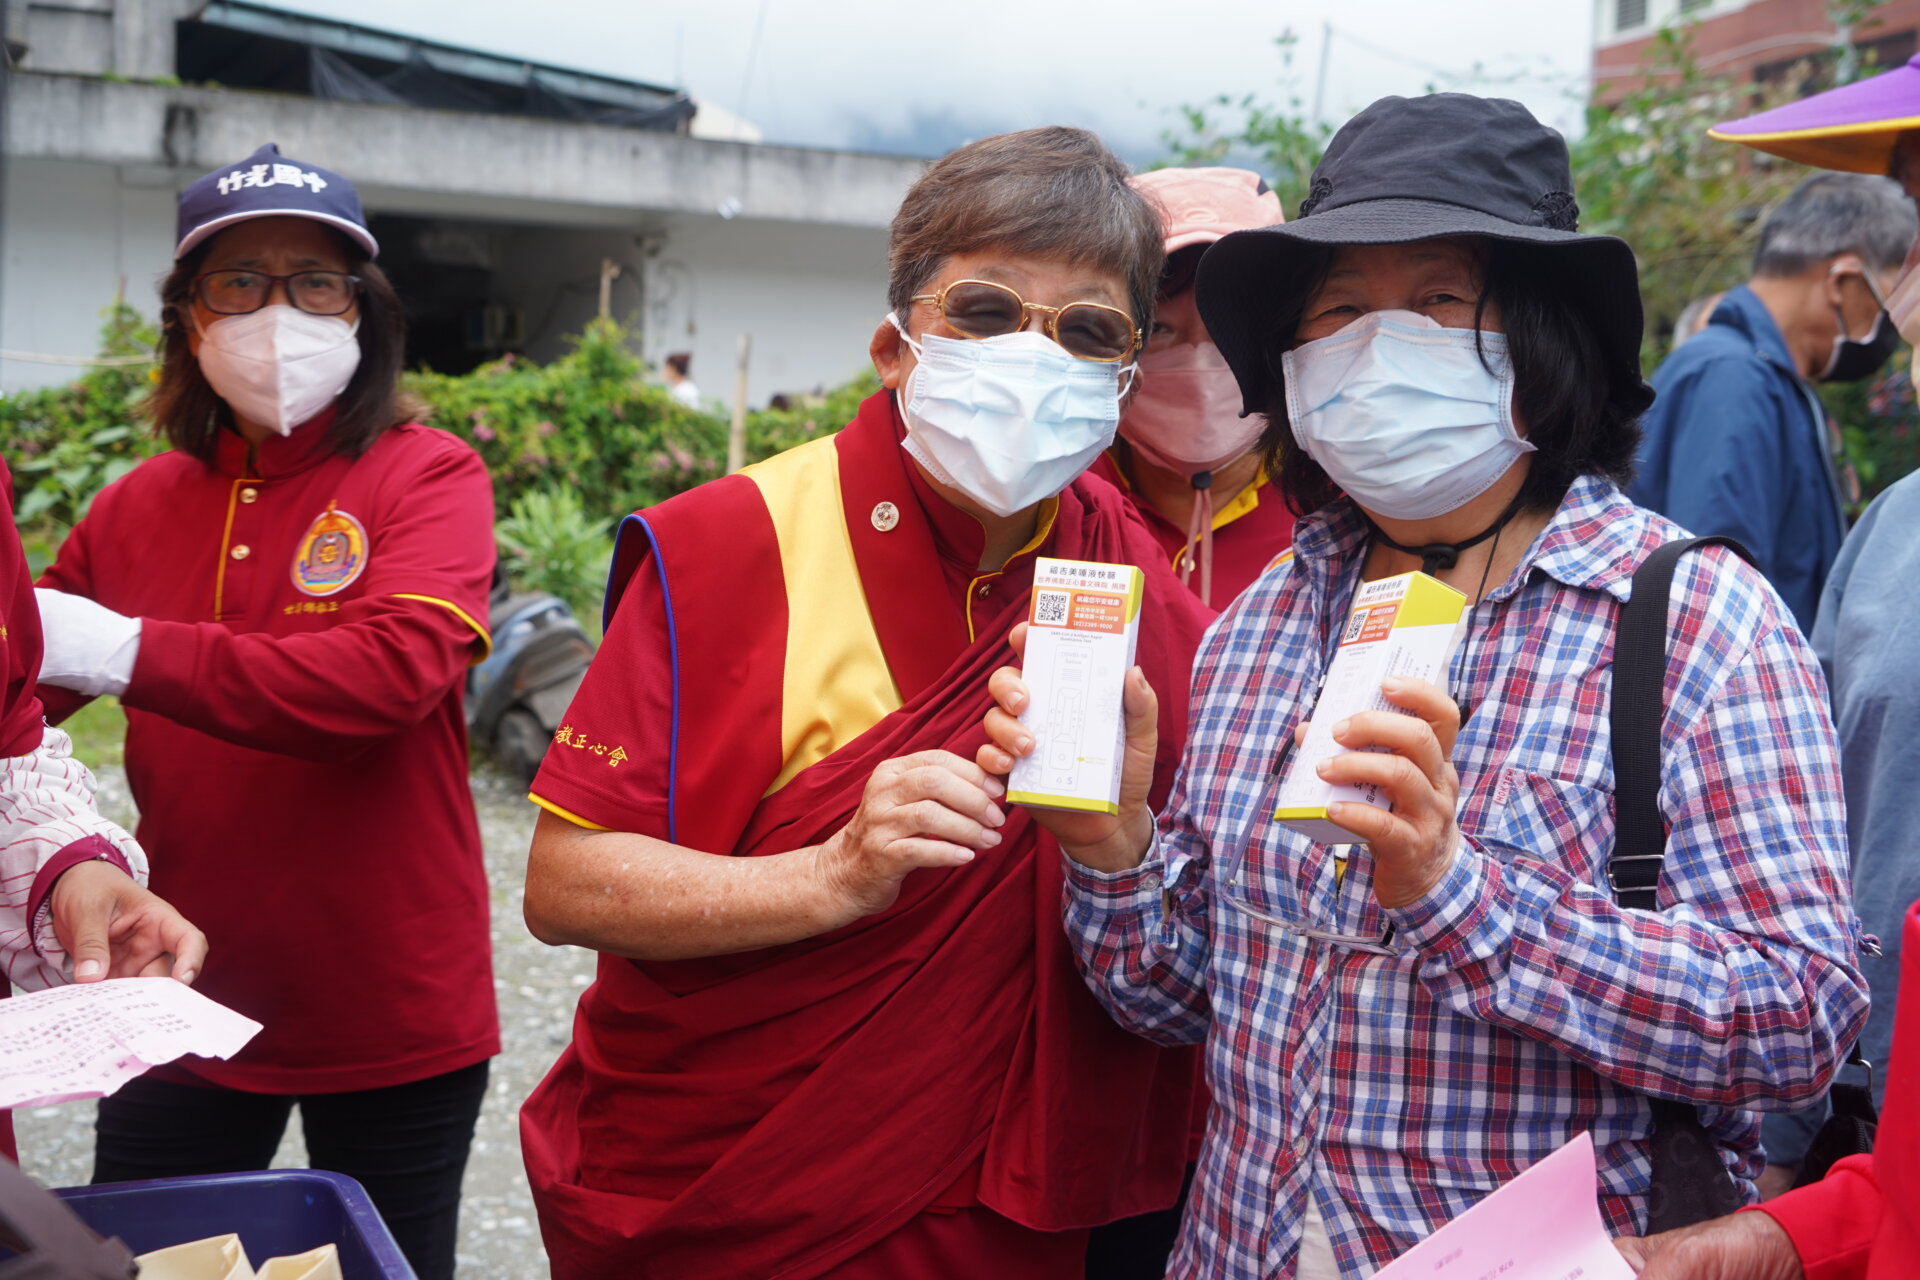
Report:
393,593,493,663
528,792,612,830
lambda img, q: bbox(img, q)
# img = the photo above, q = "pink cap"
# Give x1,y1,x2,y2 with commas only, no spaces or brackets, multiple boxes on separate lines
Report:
1130,166,1285,253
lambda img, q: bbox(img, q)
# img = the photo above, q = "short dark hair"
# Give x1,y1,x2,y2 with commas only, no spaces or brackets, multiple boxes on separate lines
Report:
887,126,1163,334
1257,239,1647,517
665,352,691,376
149,228,415,462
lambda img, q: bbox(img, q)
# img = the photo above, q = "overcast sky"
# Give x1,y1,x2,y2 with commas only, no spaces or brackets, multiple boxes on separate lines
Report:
269,0,1596,164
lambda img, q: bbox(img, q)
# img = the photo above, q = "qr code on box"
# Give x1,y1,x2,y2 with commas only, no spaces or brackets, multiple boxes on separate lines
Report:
1034,589,1071,625
1342,607,1367,643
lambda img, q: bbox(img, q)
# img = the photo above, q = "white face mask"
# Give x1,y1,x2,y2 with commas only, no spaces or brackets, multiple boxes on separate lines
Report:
195,305,362,436
891,316,1132,518
1118,342,1262,478
1282,310,1534,521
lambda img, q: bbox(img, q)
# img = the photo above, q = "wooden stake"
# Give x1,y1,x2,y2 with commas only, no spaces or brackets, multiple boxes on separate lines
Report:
598,258,621,319
727,333,752,473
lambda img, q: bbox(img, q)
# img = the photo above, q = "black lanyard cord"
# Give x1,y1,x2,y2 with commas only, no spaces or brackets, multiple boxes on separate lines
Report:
1363,492,1529,576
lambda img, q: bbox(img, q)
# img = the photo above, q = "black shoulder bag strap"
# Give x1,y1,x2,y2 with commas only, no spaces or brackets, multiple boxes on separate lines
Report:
1609,535,1751,1232
1611,535,1877,1224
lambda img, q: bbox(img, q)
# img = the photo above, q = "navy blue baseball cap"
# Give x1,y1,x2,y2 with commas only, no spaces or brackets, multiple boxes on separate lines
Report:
174,142,378,260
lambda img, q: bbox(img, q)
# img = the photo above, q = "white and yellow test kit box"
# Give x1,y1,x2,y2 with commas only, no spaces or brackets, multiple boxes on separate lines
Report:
1273,570,1468,844
1007,557,1145,816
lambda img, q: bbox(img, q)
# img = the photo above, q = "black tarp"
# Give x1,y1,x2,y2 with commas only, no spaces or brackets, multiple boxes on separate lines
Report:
177,18,694,133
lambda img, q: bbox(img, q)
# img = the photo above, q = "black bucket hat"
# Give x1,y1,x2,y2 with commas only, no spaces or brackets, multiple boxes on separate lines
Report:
1196,93,1648,416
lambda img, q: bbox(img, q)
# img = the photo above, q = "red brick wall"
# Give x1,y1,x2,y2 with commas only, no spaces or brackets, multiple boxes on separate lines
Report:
1594,0,1920,103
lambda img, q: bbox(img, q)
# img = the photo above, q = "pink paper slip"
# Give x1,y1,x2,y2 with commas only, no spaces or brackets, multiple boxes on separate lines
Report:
1368,1133,1635,1280
0,978,261,1109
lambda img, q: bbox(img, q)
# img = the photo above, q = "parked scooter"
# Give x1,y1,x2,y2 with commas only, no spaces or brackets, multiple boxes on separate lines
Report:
467,568,595,782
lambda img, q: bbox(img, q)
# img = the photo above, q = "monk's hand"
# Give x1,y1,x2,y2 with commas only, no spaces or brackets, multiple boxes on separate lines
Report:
978,622,1158,874
1312,676,1462,910
1614,1214,1803,1280
813,750,1007,922
49,860,207,984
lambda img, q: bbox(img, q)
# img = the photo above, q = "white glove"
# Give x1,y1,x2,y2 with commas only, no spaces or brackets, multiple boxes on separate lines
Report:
33,588,141,697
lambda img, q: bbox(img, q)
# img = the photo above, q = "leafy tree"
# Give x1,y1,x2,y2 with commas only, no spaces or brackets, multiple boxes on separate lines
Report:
0,302,162,541
1572,27,1818,366
1157,31,1332,215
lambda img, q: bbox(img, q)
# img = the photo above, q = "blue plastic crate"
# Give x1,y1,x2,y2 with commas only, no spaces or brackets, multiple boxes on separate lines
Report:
44,1171,416,1280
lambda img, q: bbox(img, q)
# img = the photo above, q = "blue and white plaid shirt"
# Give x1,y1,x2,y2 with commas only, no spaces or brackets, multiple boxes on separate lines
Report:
1065,474,1867,1279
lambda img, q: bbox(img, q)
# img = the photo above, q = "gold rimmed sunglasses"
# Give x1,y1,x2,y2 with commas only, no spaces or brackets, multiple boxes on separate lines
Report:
911,279,1141,362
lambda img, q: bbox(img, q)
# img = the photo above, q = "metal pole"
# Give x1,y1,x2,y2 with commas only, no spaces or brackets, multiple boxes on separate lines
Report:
1314,22,1332,125
727,333,751,473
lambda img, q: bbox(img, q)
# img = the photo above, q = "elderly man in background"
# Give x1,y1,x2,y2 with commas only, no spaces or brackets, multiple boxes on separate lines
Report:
1630,173,1913,631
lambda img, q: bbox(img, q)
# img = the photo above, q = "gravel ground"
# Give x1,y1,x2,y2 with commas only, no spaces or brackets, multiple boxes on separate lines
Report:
13,763,596,1279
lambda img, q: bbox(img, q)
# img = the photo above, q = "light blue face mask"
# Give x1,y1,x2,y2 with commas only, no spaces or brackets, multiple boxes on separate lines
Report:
1281,310,1534,520
890,316,1132,518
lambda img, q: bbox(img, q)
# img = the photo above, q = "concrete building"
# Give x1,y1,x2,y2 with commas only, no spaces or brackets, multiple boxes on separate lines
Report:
1593,0,1920,104
0,0,927,407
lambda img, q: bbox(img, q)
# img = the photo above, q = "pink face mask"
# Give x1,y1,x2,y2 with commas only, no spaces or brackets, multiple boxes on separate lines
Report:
1118,342,1262,478
1116,341,1264,607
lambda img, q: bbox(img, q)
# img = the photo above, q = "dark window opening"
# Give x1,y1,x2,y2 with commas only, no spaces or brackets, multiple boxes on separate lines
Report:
1755,30,1920,98
371,215,509,377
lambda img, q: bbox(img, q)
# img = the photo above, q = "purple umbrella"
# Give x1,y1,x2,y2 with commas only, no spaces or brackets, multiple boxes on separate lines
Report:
1711,53,1920,173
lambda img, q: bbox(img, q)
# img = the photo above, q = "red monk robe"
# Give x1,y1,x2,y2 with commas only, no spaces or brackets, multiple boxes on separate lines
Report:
524,392,1213,1279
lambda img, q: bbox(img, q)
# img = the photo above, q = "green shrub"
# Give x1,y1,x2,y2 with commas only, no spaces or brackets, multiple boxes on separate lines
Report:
3,306,889,608
494,486,615,627
744,370,881,459
1,302,162,534
407,317,730,519
407,320,881,516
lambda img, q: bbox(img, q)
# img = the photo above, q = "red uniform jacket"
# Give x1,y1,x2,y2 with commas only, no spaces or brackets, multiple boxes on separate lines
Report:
1089,449,1295,606
524,393,1212,1279
1758,899,1920,1278
37,421,499,1093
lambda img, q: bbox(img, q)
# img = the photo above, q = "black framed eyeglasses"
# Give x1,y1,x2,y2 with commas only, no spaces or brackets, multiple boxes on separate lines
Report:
193,269,363,316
